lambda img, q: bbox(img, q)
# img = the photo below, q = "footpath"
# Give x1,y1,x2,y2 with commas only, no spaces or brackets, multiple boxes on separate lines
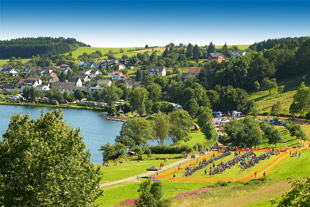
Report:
99,152,212,188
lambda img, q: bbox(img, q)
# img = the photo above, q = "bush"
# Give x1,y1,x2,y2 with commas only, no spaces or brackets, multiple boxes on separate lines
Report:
305,112,310,120
149,145,192,154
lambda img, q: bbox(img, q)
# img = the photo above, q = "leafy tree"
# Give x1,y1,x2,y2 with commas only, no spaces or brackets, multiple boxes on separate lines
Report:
117,83,129,100
153,113,170,145
186,43,193,59
260,122,282,147
169,110,192,144
271,101,282,116
119,118,152,147
185,98,199,115
99,142,127,162
135,69,143,81
23,86,43,103
119,48,124,53
147,83,162,102
47,88,64,103
224,117,262,147
290,82,310,115
198,108,213,128
74,89,84,101
296,38,310,74
63,91,74,102
253,80,260,91
103,83,123,114
130,88,149,116
135,179,163,207
277,177,310,207
59,72,66,82
0,110,103,206
207,42,216,54
261,78,278,95
193,44,201,60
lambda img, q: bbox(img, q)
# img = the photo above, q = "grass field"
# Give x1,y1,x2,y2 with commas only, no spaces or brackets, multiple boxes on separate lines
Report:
0,58,31,65
215,45,249,50
97,155,183,184
249,75,305,115
67,46,165,60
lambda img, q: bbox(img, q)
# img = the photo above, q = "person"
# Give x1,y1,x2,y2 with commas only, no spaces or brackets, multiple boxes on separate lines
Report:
263,171,266,177
173,173,176,178
255,171,257,178
205,169,207,175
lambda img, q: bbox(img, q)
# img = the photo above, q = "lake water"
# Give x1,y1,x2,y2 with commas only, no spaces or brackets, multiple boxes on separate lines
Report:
0,105,123,164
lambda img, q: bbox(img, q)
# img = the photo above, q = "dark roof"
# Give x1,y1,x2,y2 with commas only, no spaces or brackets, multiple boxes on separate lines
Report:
68,76,81,83
50,82,87,92
0,83,17,89
210,52,223,58
71,74,89,80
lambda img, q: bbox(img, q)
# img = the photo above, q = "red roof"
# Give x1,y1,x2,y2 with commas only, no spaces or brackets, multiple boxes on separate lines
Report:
188,68,201,74
112,71,123,75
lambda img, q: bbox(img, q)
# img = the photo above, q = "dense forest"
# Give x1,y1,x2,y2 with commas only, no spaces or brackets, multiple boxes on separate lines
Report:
0,37,89,58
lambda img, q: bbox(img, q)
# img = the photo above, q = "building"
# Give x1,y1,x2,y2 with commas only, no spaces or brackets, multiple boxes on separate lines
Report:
209,52,225,63
181,68,201,82
50,82,87,94
231,51,246,58
68,76,83,87
111,71,126,81
148,66,166,76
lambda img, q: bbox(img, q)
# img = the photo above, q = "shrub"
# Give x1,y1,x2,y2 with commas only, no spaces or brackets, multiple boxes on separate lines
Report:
149,145,192,154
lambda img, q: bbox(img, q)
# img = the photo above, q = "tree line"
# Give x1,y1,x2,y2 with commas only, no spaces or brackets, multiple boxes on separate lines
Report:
0,37,89,58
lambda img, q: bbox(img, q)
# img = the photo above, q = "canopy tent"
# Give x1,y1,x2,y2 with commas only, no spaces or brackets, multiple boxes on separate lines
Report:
146,166,160,171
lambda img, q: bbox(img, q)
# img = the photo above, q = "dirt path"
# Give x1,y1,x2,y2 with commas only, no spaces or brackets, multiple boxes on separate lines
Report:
99,153,209,188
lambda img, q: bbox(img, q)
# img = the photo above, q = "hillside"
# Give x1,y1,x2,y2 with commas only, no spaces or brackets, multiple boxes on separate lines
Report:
0,37,88,59
249,76,306,115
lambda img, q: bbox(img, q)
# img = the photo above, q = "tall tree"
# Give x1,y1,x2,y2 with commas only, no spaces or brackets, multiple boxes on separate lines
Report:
153,113,170,145
169,110,192,144
103,83,123,114
130,88,149,116
193,44,201,60
186,43,193,59
207,42,216,54
290,82,310,115
135,69,143,81
0,110,103,206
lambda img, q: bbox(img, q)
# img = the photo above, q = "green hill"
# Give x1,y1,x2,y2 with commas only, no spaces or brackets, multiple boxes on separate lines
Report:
249,76,305,115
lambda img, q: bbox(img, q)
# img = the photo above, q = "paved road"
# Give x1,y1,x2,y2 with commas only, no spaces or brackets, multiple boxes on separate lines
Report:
99,155,200,188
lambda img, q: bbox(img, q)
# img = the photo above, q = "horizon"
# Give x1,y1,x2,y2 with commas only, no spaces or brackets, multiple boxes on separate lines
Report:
0,0,309,47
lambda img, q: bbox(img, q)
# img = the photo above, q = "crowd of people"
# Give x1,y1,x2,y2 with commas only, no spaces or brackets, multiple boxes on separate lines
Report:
241,151,274,170
184,150,231,177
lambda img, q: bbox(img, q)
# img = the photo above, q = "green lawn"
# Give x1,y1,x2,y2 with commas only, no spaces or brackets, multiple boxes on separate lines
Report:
0,58,31,65
98,156,182,183
67,46,165,60
215,45,249,50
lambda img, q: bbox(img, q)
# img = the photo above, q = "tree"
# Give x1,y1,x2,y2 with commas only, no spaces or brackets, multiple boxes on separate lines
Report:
135,69,143,81
103,83,123,114
135,179,163,207
119,48,124,53
63,91,74,102
198,108,213,128
186,43,193,59
59,72,66,82
130,88,149,116
99,142,127,162
193,44,201,60
185,98,199,115
253,80,260,91
260,122,282,147
277,177,310,207
23,86,43,103
290,82,310,115
261,77,278,95
119,118,152,147
74,89,84,101
271,101,282,116
207,42,216,54
169,110,192,144
0,110,103,206
147,84,162,102
224,117,262,147
153,113,170,145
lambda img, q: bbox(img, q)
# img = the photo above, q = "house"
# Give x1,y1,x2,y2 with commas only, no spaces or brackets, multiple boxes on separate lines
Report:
19,78,42,93
1,66,18,76
50,82,87,94
0,83,18,92
23,66,45,77
78,61,85,67
68,76,83,87
148,66,166,76
111,71,126,81
60,64,70,70
60,67,73,75
83,69,92,76
97,79,112,86
89,85,105,95
83,62,96,68
209,52,225,63
36,84,50,93
115,78,135,89
231,51,246,58
181,68,201,82
49,76,59,83
22,62,33,69
113,63,126,70
70,74,90,84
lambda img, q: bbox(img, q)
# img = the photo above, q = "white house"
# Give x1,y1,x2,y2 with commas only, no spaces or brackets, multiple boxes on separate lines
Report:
111,71,126,81
36,84,50,93
148,66,166,77
68,76,83,87
231,51,246,58
19,78,42,93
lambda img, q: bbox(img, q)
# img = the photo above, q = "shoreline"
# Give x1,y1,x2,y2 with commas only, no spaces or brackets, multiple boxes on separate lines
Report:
0,101,107,112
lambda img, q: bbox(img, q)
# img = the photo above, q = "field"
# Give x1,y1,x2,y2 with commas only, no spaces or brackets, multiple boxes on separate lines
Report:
97,154,183,184
96,148,310,207
0,58,31,65
66,46,165,59
215,45,249,50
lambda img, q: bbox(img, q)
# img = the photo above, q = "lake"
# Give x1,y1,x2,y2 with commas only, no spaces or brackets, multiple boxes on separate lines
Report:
0,105,123,164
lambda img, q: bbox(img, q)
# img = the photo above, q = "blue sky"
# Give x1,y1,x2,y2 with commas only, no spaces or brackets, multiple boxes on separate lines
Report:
0,0,309,47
